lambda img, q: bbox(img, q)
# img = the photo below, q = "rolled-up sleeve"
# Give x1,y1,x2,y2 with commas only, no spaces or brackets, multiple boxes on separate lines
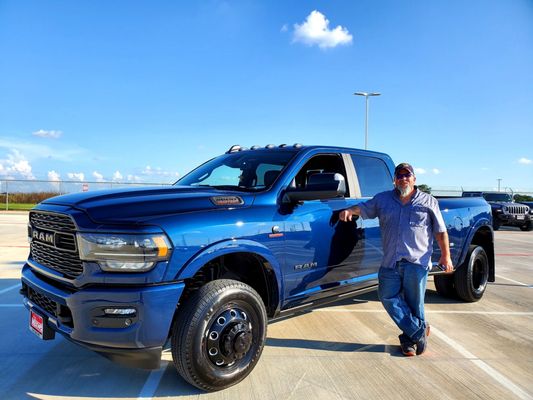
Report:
429,198,447,234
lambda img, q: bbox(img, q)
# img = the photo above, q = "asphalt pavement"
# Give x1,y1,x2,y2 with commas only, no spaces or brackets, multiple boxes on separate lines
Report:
0,211,531,400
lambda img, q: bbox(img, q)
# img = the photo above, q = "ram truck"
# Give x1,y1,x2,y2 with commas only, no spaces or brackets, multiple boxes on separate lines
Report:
21,145,495,391
462,191,531,231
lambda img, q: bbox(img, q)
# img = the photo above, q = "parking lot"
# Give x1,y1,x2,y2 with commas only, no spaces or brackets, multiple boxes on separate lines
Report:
0,211,532,400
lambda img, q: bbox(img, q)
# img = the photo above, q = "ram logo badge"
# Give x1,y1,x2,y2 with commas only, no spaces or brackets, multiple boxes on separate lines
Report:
32,230,55,245
294,261,317,270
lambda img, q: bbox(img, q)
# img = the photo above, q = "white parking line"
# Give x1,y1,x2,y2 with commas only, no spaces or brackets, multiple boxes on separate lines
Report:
495,274,532,288
431,326,532,400
137,361,169,400
0,284,20,295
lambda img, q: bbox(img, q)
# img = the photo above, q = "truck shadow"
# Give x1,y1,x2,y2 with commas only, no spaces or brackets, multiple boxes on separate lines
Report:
265,337,404,357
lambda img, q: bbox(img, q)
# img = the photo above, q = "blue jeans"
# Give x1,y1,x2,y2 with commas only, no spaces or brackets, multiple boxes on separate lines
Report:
378,261,428,342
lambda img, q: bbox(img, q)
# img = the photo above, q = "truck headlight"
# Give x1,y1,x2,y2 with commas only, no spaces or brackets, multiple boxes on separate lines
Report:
77,233,172,272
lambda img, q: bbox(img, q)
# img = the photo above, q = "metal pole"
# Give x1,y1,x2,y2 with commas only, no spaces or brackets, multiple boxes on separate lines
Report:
354,92,380,150
365,95,369,150
497,179,502,192
5,181,8,211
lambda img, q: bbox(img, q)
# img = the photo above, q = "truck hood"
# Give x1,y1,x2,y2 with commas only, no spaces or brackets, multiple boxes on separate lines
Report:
42,185,255,223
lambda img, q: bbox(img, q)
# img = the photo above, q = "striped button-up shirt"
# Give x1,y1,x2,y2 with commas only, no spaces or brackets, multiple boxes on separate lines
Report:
359,188,447,270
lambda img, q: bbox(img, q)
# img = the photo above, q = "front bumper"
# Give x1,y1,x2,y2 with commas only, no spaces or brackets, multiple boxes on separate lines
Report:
21,264,185,369
495,213,531,226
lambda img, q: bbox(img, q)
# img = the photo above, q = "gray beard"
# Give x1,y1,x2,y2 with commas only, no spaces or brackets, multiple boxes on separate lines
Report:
397,184,414,198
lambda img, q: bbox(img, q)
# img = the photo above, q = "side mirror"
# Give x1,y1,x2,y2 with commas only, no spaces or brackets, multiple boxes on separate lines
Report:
282,173,346,203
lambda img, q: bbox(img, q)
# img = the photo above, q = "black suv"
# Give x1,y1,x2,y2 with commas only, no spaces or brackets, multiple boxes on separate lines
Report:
462,191,531,231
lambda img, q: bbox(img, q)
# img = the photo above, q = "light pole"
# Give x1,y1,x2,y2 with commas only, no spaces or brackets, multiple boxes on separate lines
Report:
354,92,381,150
497,178,502,192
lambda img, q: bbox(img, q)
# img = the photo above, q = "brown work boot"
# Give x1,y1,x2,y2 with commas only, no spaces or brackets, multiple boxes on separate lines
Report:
399,334,415,357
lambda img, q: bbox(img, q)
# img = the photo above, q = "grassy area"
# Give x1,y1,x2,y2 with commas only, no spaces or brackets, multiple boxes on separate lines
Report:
2,203,35,211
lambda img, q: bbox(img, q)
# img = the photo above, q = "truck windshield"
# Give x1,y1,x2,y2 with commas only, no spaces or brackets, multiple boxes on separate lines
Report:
175,150,298,191
483,193,512,202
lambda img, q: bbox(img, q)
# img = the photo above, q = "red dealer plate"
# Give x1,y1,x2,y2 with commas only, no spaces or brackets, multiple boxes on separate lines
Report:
30,310,44,339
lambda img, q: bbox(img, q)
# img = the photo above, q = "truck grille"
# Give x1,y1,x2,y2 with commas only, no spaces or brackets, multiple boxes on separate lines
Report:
29,211,83,279
505,205,529,215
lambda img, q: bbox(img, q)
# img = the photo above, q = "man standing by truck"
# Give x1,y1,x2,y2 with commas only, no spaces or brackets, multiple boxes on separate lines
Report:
339,163,453,356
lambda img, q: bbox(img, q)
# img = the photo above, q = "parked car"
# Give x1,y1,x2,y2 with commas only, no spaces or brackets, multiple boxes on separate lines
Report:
462,191,531,231
22,144,494,391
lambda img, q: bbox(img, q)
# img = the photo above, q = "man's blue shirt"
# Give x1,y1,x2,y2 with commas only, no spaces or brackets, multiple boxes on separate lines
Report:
358,188,447,270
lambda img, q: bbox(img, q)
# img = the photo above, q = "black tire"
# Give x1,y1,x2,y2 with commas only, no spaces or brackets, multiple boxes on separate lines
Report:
434,273,457,298
492,220,500,231
520,222,532,231
171,279,267,392
454,245,489,302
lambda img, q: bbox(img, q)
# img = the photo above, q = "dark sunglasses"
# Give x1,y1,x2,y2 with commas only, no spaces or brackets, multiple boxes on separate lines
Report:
395,172,412,179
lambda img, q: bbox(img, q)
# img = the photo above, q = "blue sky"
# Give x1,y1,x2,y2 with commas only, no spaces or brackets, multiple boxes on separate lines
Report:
0,0,532,192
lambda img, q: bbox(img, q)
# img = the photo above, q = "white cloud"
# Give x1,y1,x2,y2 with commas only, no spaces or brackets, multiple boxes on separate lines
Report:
292,10,353,49
112,171,123,181
33,129,62,139
280,24,288,32
432,168,441,175
92,171,105,182
0,137,87,162
0,149,35,179
67,172,85,181
518,157,532,165
48,170,60,181
414,168,426,175
127,174,143,182
48,170,61,190
141,165,180,181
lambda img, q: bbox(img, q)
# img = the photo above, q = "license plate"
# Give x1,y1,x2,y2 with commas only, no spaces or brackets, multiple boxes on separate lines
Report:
30,310,44,339
517,215,525,220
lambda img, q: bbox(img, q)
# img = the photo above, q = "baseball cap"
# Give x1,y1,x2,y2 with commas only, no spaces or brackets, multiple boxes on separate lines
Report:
394,163,415,177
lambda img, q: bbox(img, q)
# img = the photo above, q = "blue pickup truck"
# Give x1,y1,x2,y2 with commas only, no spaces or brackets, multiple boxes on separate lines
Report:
21,144,494,391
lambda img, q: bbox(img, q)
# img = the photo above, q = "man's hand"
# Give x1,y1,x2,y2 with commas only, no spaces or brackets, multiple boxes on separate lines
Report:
339,209,353,222
339,206,360,222
438,256,454,273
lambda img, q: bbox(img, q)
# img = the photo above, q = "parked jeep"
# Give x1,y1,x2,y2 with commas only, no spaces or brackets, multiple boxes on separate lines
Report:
22,145,494,391
462,191,531,231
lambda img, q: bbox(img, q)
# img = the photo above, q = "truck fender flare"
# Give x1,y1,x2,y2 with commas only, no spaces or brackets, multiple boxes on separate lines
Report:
458,217,495,280
176,239,284,304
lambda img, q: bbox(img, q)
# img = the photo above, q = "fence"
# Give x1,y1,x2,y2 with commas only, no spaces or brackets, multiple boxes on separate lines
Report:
1,179,532,211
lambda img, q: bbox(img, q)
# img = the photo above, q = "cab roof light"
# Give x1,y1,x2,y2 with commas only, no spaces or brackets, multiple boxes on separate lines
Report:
251,145,261,150
265,144,276,149
279,144,287,148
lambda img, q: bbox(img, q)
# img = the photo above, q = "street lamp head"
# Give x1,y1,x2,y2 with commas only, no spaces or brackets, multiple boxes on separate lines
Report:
353,92,381,97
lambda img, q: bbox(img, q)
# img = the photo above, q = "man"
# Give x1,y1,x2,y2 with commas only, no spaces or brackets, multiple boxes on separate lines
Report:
339,163,453,356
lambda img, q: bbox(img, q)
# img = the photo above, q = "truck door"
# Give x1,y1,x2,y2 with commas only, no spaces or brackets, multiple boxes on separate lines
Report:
280,153,365,308
348,154,394,277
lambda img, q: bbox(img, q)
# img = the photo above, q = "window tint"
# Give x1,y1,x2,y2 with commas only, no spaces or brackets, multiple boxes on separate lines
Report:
351,155,392,197
177,150,297,191
291,154,349,197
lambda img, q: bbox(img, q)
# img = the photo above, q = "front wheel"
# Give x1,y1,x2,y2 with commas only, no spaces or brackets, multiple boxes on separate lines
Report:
454,245,489,302
520,221,532,231
171,279,267,392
